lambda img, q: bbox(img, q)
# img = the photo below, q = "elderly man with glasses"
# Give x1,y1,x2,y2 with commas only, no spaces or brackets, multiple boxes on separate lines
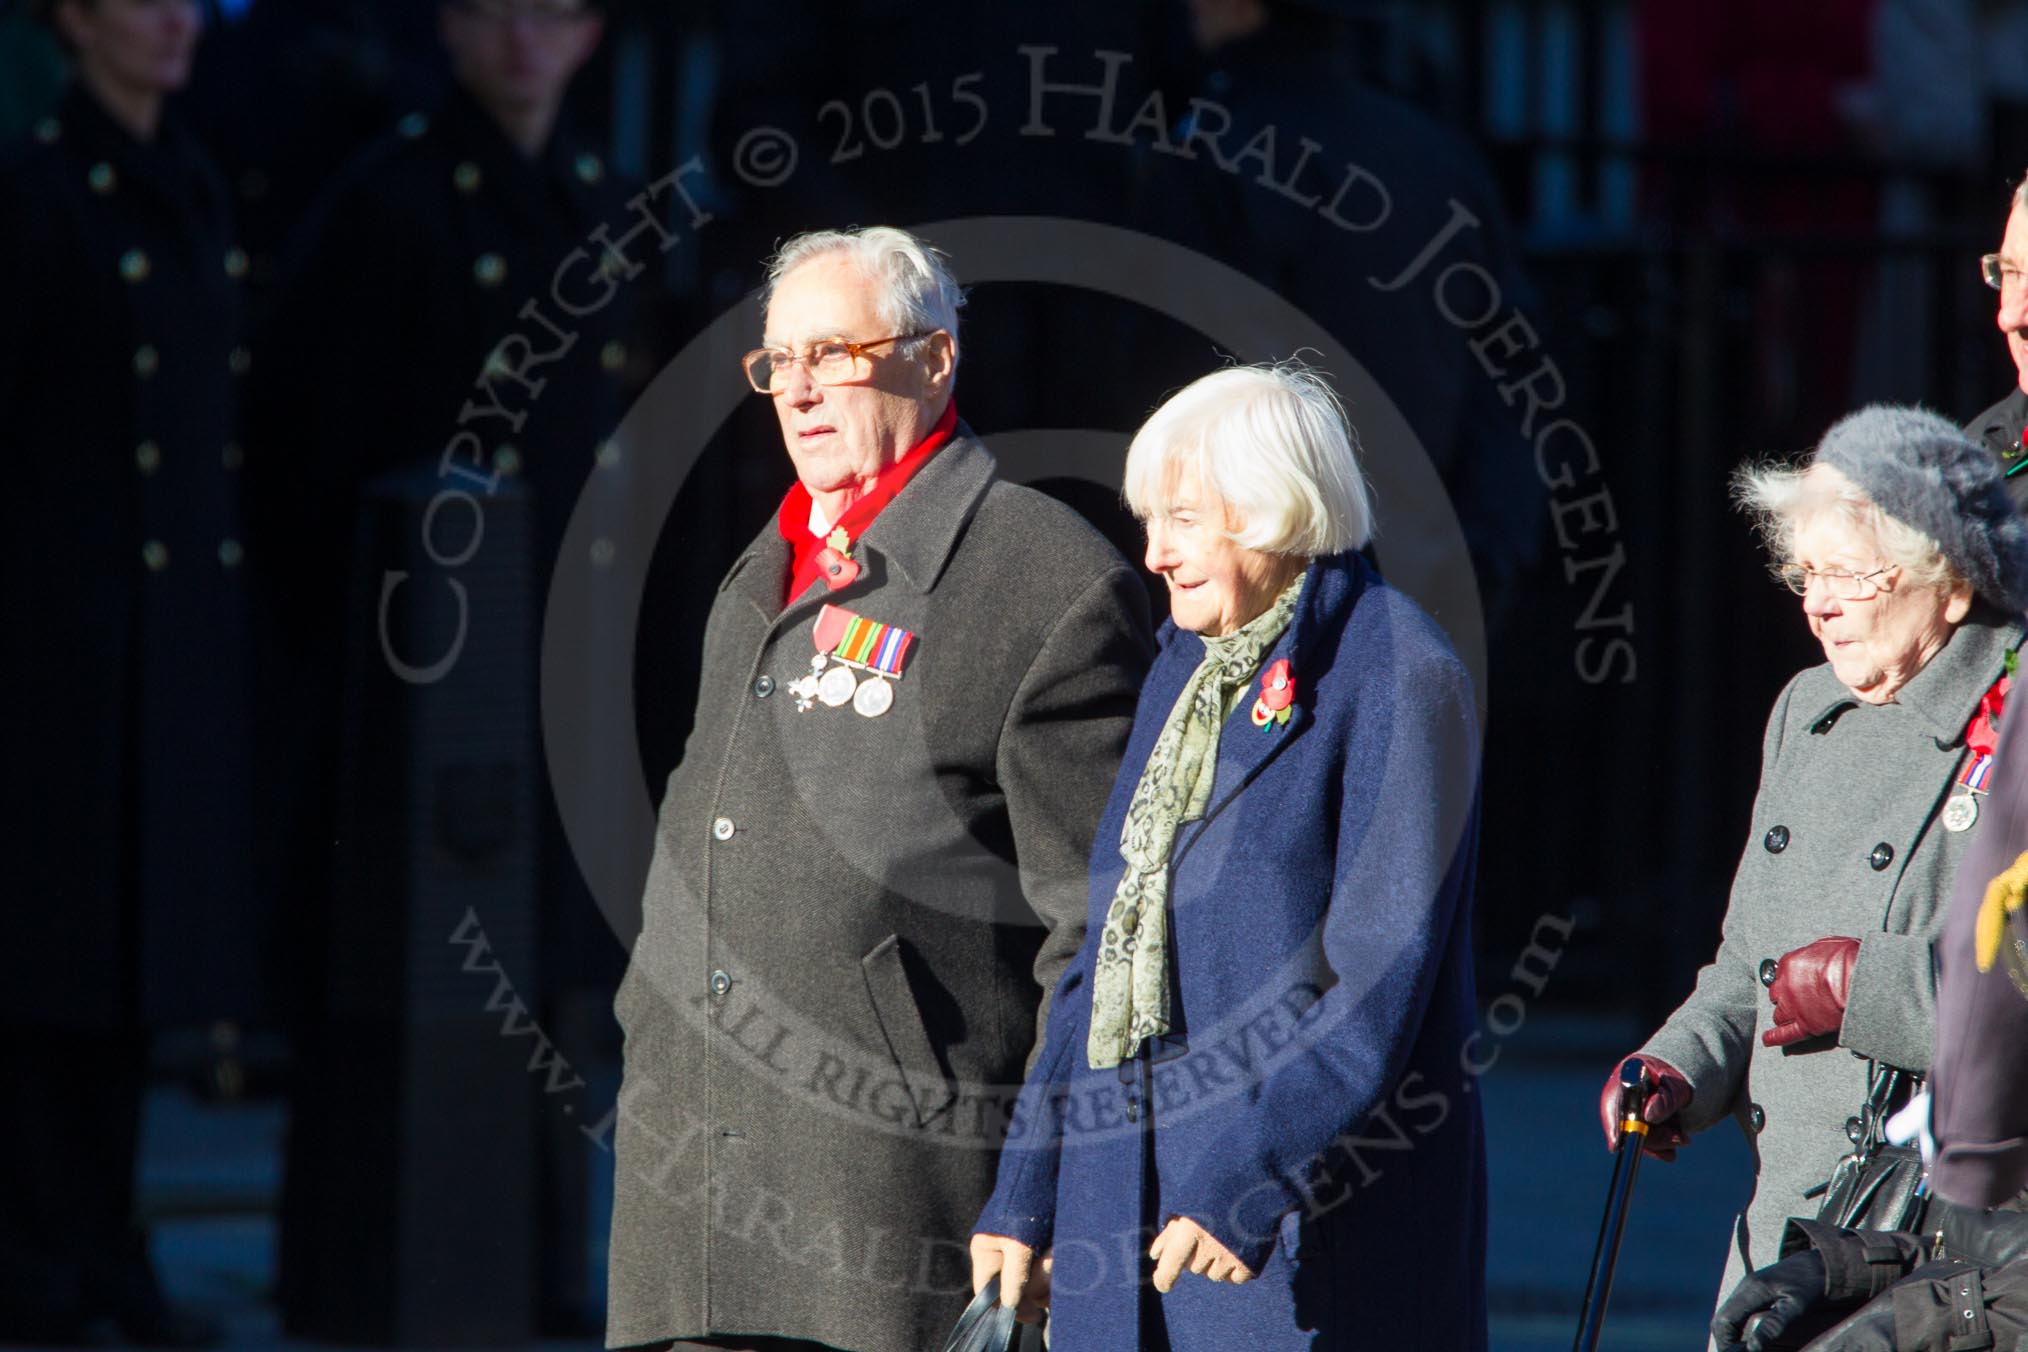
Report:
1971,173,2028,515
604,226,1153,1352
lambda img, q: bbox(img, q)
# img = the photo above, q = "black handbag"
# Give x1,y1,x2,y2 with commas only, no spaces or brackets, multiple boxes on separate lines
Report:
939,1276,1046,1352
1812,1062,1929,1234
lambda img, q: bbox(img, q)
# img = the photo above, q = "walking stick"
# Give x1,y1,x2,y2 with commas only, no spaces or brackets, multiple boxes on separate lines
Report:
1572,1057,1652,1352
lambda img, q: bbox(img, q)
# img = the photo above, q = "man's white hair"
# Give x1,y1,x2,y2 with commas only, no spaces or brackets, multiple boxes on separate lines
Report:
763,226,965,368
1124,362,1373,557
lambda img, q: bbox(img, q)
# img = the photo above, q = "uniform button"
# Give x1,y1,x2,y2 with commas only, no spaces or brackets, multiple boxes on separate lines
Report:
133,345,158,378
88,161,115,195
220,442,243,471
709,969,732,997
600,339,628,374
1758,958,1778,988
453,160,483,195
711,817,735,841
473,253,507,288
228,346,251,376
141,540,169,572
1868,842,1894,872
1749,1103,1766,1134
1763,825,1789,853
224,247,249,279
134,440,161,475
119,249,150,283
218,538,244,569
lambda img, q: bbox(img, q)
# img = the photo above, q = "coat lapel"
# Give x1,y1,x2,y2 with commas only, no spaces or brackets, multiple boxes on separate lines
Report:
1180,553,1368,847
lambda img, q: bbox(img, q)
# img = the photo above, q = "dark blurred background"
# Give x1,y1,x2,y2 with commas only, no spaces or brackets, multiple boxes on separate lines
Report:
0,0,2020,1346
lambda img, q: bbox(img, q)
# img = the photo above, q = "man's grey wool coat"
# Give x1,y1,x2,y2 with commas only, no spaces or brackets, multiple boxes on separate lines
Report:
1639,605,2026,1324
604,427,1155,1352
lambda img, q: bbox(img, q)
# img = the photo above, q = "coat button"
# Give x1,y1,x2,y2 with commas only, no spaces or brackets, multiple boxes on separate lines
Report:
1749,1103,1766,1134
473,253,507,288
133,345,158,378
119,249,150,283
33,117,59,145
596,439,622,470
453,161,483,195
575,151,604,184
754,675,776,698
1763,825,1789,853
135,440,161,475
1758,958,1778,988
709,969,732,997
493,446,522,477
1868,842,1894,871
711,817,735,841
224,247,249,279
1846,1114,1865,1144
218,539,244,569
87,161,115,194
141,540,169,572
1124,1098,1139,1124
601,339,628,374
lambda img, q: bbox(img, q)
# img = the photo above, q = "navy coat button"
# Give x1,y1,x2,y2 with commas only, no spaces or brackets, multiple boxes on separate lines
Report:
1869,842,1894,871
709,969,731,998
1749,1103,1766,1134
1759,958,1778,988
1123,1096,1139,1123
754,675,775,698
1764,825,1789,853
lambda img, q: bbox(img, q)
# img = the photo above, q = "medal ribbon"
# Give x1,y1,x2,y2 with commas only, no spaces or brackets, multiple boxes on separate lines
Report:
813,604,914,677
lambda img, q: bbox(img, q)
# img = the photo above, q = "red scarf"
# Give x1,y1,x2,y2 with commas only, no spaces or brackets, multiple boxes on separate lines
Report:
775,401,958,608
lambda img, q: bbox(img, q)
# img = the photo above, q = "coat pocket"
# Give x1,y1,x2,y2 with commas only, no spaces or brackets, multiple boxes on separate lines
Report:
861,934,958,1127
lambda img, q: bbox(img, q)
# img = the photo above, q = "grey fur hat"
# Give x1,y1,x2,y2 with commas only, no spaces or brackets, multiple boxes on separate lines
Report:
1814,404,2028,614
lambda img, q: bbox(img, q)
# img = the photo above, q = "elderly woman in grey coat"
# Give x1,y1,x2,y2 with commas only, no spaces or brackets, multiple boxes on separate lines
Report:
1602,406,2028,1322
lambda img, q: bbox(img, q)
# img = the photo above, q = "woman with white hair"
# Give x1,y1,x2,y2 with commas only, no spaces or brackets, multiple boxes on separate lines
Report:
1590,406,2028,1347
969,364,1488,1349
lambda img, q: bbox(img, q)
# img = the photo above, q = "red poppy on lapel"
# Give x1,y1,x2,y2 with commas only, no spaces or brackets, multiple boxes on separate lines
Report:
1251,658,1295,729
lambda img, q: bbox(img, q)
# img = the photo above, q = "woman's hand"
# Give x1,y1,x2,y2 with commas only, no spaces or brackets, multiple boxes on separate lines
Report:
1149,1216,1255,1292
969,1233,1050,1323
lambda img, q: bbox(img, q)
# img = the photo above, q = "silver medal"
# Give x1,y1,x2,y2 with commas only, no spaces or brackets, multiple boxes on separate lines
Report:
852,676,894,718
818,665,858,707
1943,794,1980,833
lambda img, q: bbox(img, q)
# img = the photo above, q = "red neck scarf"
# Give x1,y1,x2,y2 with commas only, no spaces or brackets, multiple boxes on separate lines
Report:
775,401,958,608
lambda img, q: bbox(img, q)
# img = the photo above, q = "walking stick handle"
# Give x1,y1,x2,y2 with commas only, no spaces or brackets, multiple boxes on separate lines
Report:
1618,1057,1651,1137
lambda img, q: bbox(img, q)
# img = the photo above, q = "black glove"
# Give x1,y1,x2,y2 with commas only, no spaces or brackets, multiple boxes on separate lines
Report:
1714,1250,1833,1352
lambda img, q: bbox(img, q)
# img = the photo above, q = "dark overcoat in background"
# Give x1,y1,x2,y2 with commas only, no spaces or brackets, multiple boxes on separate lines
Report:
0,83,261,1029
1637,608,2026,1317
1965,387,2028,518
976,551,1487,1352
605,428,1155,1352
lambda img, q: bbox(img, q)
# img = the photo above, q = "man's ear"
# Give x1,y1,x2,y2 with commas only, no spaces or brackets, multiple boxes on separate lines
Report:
918,331,956,396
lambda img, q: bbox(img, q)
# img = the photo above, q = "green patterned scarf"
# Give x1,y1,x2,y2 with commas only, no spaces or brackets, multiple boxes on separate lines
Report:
1086,570,1306,1069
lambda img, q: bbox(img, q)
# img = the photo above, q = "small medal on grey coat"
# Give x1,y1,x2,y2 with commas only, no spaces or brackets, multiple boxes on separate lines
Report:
1942,793,1980,833
852,675,894,718
818,665,858,707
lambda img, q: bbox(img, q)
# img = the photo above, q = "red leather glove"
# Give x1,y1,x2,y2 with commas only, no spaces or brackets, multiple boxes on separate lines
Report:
1761,936,1860,1049
1598,1054,1693,1161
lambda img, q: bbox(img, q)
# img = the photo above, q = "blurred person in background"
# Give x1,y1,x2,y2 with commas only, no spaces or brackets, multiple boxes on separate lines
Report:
1969,170,2028,515
249,0,660,1334
0,0,263,1343
1599,407,2028,1325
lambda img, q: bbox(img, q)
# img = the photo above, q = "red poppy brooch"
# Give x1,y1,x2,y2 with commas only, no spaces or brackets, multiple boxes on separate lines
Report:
1250,658,1295,731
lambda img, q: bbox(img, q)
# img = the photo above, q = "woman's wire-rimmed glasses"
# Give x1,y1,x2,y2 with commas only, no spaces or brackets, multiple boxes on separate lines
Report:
1776,563,1894,600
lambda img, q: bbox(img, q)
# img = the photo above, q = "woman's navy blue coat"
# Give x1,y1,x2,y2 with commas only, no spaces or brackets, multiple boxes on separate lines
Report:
976,552,1487,1350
